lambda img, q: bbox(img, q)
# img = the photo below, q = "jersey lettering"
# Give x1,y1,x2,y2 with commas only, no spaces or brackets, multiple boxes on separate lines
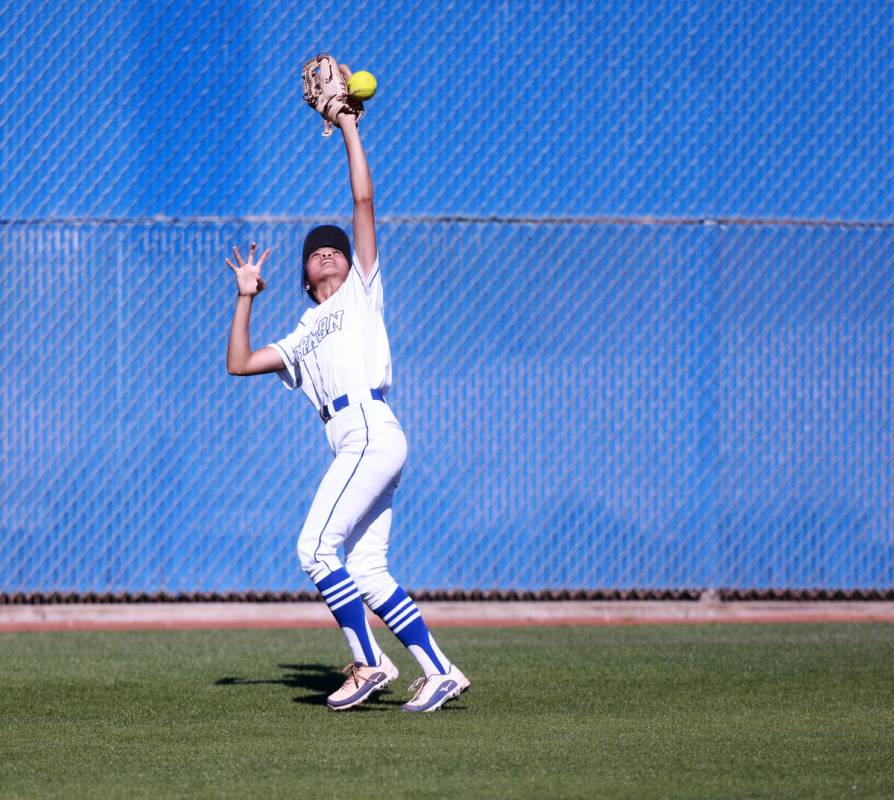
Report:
297,310,345,357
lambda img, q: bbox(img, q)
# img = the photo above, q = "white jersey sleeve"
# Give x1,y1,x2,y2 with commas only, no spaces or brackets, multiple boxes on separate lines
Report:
268,324,306,391
348,254,383,312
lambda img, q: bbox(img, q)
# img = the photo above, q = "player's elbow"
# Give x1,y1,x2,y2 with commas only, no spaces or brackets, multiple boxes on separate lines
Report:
227,361,245,376
354,194,373,208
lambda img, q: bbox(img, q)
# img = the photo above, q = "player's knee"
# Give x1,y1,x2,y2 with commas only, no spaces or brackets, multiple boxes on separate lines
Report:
358,575,398,610
296,533,322,576
347,554,397,609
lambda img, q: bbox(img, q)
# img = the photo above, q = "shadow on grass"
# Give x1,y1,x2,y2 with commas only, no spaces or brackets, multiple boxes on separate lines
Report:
215,663,405,709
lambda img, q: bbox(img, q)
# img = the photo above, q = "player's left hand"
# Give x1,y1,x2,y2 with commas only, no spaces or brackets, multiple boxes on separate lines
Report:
302,54,363,133
225,242,270,297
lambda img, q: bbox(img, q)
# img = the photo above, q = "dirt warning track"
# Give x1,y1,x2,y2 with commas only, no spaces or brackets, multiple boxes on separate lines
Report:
2,601,893,633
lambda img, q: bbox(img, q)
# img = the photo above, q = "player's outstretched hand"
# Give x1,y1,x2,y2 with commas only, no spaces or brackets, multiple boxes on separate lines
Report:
226,242,270,297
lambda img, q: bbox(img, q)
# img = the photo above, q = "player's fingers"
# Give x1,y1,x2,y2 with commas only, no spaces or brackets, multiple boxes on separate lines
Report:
339,64,352,81
258,248,271,267
233,244,245,267
225,258,238,273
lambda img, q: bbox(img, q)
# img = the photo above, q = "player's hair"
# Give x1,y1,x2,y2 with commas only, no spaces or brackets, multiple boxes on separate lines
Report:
302,225,352,302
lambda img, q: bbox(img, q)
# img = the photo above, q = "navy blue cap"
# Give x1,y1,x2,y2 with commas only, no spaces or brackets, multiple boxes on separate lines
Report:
302,225,352,301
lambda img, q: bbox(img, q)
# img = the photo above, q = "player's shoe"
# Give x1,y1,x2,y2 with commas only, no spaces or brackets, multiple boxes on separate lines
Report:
326,654,399,711
401,664,470,713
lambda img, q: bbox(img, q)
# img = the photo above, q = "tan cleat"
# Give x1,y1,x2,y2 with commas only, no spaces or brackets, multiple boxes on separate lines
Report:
326,654,399,711
401,664,471,712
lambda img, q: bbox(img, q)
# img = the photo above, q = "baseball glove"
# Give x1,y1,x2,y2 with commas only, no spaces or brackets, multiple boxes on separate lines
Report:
302,54,364,137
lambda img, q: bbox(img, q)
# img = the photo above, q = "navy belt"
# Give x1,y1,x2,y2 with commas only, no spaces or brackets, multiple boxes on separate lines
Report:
320,388,385,423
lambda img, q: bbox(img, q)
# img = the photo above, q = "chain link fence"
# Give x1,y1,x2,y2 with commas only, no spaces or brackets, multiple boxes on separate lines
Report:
2,2,893,592
2,219,892,592
2,1,891,221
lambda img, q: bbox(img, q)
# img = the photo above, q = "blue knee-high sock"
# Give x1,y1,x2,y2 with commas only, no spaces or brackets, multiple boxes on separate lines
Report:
316,568,381,667
372,586,450,676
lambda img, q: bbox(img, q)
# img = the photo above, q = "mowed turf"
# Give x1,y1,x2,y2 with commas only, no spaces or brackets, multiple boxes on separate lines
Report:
1,623,892,799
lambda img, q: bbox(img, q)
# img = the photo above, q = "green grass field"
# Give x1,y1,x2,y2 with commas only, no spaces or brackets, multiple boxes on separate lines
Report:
1,623,892,799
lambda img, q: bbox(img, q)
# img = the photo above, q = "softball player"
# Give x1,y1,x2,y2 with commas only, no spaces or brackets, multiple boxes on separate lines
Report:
224,112,468,712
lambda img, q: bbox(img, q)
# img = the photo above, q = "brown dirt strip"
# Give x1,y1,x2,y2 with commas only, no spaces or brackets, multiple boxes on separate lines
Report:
2,601,894,633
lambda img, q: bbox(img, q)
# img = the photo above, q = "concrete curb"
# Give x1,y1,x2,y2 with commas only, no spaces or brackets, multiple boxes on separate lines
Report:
2,601,894,633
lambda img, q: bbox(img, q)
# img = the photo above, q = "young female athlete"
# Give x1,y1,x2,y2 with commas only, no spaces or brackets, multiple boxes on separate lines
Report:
224,101,469,712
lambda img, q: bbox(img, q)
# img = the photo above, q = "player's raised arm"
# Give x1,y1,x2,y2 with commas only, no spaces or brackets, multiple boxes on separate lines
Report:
339,112,377,277
225,243,285,376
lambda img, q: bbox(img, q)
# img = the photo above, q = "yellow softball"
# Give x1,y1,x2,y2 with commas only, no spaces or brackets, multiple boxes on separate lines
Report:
348,71,377,101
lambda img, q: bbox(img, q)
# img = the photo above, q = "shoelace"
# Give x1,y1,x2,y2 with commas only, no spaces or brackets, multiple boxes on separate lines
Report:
406,676,428,701
341,662,383,689
341,662,364,688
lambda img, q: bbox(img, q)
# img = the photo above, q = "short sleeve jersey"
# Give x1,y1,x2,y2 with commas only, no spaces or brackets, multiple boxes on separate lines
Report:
269,255,391,410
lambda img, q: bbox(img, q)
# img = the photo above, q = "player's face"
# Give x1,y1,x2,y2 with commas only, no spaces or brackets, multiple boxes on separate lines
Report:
306,247,350,292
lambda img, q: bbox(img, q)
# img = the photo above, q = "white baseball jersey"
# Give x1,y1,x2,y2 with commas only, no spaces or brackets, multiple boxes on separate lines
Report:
269,255,391,409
